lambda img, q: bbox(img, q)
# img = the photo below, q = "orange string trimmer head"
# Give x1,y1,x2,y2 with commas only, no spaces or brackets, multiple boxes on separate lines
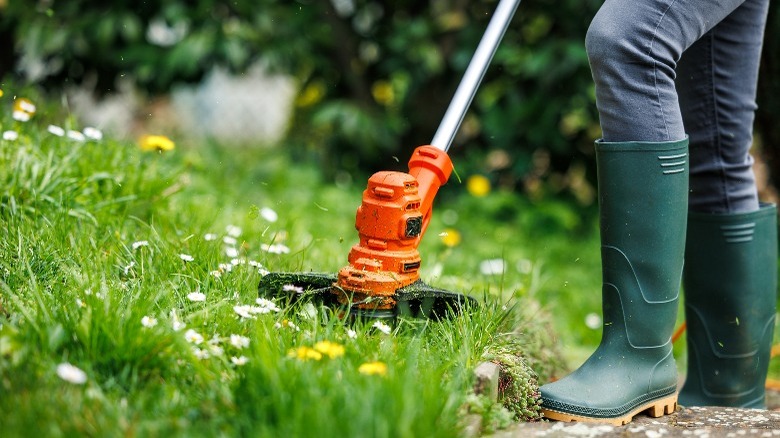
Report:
258,145,475,319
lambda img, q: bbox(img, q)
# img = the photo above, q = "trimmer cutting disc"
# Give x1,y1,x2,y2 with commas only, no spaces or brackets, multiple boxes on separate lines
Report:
258,272,476,319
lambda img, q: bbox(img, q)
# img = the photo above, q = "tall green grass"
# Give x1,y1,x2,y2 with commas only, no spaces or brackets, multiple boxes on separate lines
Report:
0,93,567,436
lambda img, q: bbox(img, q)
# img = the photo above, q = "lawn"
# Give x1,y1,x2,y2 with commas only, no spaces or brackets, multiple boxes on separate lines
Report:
0,90,589,437
5,88,772,437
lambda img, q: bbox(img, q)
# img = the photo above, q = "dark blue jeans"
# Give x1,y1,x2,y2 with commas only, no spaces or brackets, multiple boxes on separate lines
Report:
586,0,770,213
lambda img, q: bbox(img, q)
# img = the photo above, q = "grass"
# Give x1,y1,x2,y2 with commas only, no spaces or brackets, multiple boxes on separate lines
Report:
5,87,774,436
0,91,574,437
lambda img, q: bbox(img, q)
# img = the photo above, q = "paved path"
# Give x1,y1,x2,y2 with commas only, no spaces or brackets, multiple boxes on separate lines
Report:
490,407,780,437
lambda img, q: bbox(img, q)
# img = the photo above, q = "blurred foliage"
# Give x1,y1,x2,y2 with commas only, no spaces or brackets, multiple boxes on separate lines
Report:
0,0,602,205
756,3,780,190
2,0,777,202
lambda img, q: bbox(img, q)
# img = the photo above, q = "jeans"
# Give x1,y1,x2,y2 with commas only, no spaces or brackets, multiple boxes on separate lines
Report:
585,0,770,213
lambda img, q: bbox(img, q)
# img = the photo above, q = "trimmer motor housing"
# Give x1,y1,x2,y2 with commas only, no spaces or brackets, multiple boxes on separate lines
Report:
334,145,452,309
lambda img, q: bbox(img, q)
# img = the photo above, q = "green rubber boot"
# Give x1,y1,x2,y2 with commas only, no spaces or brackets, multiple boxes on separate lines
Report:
540,139,689,425
678,204,778,408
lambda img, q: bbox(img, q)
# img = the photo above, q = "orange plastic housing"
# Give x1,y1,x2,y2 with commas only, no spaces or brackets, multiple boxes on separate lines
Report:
335,145,453,309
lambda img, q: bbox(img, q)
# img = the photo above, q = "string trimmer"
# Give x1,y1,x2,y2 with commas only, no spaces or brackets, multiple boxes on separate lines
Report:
259,0,521,319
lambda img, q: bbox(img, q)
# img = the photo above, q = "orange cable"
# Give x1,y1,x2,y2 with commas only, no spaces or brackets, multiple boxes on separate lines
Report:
671,321,687,344
766,379,780,391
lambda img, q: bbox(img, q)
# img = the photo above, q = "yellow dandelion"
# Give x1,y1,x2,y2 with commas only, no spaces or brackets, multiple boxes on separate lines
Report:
296,81,325,108
371,80,395,106
139,135,175,152
313,340,345,359
0,89,4,98
288,346,323,361
358,361,388,376
466,174,491,197
439,228,462,248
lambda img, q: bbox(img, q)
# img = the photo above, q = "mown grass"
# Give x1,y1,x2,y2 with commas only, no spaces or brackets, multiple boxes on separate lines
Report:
0,91,575,437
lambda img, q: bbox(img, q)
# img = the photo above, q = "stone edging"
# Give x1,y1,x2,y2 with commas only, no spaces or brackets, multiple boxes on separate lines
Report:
467,361,780,437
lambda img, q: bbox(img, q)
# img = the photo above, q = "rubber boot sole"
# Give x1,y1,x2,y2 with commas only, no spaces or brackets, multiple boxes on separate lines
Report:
541,394,678,426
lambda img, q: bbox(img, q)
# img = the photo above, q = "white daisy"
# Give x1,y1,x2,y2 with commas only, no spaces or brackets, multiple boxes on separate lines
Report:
234,305,255,319
256,298,281,313
372,321,392,335
141,315,158,328
132,240,149,250
67,130,86,141
248,305,268,315
231,356,249,366
204,233,218,241
230,334,250,349
123,261,136,275
282,284,304,295
2,130,18,141
346,329,358,339
56,363,87,385
226,225,242,237
83,127,103,140
222,236,238,246
18,100,36,113
261,243,290,254
12,110,30,122
47,125,65,136
585,313,602,330
179,254,194,262
187,292,206,302
260,207,278,223
184,329,204,345
170,309,186,331
192,347,210,360
479,258,506,276
225,247,239,258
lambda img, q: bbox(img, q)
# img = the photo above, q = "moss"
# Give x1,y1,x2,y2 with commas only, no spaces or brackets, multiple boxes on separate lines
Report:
484,346,544,422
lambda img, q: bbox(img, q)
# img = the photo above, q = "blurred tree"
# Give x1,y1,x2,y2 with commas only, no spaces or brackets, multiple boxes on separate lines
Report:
3,1,774,204
0,0,603,204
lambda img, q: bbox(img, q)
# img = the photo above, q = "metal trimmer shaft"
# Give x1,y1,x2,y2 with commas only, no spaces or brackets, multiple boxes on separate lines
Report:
430,0,522,153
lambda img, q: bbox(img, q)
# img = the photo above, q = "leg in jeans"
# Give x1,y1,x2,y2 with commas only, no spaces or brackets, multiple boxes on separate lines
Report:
585,0,759,144
677,0,769,214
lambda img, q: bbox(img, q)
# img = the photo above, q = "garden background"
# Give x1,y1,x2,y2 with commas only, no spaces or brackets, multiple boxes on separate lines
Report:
1,1,779,436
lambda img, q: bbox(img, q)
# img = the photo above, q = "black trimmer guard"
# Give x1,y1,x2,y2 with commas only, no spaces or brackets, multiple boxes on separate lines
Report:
258,272,476,319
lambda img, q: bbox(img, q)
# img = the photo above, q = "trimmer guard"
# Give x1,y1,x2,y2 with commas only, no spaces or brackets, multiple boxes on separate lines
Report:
258,272,475,319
